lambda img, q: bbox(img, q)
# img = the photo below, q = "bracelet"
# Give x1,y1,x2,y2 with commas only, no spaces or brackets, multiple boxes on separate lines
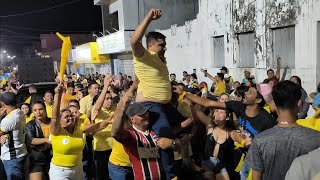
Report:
240,139,246,146
181,91,187,98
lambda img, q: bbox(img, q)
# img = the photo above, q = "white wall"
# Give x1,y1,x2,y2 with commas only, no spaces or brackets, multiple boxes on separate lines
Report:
156,0,320,97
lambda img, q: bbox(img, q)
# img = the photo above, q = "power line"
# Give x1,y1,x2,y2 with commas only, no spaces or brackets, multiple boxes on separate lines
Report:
0,40,34,43
1,25,95,33
0,28,37,36
0,35,41,39
0,0,81,18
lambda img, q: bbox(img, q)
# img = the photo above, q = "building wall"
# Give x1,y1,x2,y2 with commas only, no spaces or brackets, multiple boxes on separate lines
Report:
40,34,95,53
156,0,320,96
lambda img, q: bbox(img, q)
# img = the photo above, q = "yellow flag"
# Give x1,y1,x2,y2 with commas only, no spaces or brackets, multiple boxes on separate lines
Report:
25,96,31,104
56,32,71,81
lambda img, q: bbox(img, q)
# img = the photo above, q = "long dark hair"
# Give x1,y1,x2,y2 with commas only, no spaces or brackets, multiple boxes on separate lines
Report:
290,76,302,88
20,103,31,116
209,109,236,131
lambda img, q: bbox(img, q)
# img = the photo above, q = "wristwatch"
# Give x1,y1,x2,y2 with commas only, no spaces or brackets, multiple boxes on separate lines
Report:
171,140,177,151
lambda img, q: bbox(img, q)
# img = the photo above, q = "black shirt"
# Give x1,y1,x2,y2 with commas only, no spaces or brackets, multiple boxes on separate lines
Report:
225,101,276,138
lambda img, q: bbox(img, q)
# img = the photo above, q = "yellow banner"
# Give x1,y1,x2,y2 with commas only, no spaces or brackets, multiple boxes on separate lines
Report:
90,42,110,64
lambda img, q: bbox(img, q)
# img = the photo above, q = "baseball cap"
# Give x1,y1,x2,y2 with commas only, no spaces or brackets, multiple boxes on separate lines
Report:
217,73,224,80
126,103,149,118
224,74,231,79
0,92,17,106
220,66,228,71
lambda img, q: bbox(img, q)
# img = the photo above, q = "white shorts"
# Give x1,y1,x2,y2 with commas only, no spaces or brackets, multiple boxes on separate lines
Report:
49,162,83,180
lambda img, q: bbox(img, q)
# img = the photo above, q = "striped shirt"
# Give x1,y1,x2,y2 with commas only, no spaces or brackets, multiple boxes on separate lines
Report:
118,127,164,180
0,109,27,160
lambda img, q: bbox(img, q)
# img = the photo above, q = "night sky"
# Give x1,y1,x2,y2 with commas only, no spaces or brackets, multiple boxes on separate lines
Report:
0,0,102,57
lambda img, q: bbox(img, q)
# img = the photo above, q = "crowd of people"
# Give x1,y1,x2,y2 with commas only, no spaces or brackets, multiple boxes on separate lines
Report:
1,8,320,180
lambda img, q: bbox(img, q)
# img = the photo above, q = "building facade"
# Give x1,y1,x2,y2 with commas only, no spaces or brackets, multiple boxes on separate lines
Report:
95,0,320,96
94,0,198,77
158,0,320,96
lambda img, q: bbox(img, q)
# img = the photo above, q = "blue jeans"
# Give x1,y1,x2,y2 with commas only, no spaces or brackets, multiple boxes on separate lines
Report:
240,161,250,180
142,102,185,179
0,160,6,180
2,156,26,180
82,160,92,180
83,136,93,180
94,150,111,180
108,162,133,180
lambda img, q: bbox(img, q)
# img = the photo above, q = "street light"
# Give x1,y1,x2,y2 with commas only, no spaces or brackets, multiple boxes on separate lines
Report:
2,50,6,53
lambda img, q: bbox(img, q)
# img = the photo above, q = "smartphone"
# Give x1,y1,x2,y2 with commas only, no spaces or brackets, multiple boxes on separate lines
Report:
193,69,196,74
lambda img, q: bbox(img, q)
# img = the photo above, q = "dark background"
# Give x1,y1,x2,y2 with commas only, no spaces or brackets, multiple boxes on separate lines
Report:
0,0,103,57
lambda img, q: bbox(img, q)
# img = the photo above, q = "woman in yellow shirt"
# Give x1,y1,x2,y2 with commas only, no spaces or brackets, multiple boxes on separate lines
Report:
50,84,113,180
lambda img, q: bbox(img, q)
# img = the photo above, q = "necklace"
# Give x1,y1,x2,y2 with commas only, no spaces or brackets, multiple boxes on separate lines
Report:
277,121,298,127
279,122,290,125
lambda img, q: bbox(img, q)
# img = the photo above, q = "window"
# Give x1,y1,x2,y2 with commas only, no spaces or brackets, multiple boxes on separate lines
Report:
272,26,295,68
238,33,255,68
212,36,225,67
102,5,119,34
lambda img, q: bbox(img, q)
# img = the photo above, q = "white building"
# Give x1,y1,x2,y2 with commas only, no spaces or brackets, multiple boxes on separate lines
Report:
94,0,198,77
94,0,320,95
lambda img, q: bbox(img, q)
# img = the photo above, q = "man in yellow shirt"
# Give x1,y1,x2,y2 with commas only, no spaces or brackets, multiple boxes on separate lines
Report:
214,73,227,95
91,75,114,180
201,70,227,96
131,8,185,180
43,91,53,118
61,82,77,109
79,82,99,117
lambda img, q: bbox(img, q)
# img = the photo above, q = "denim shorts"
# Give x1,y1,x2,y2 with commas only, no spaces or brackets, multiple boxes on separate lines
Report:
49,163,83,180
201,156,227,174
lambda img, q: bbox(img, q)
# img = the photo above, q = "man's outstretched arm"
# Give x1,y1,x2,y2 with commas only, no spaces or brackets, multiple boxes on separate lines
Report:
131,9,162,58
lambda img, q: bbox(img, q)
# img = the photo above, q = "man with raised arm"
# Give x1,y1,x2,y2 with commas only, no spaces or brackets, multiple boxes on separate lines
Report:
112,82,178,180
131,9,185,179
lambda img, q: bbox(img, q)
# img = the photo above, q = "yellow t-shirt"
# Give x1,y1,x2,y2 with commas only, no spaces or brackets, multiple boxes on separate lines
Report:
80,95,93,115
61,93,77,109
26,114,34,124
92,107,114,151
177,95,192,118
134,50,172,101
46,104,53,119
41,126,51,138
224,76,234,84
214,81,226,95
51,126,85,167
109,139,131,167
79,113,91,127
